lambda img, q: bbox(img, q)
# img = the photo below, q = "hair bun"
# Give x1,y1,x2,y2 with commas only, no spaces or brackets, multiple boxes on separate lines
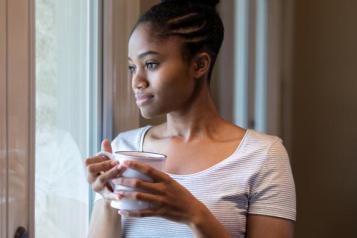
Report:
160,0,220,9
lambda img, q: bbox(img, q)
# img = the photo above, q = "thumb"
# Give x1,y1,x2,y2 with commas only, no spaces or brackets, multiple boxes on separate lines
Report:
101,139,112,153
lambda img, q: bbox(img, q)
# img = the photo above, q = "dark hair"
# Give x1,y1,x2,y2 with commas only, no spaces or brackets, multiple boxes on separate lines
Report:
132,0,224,83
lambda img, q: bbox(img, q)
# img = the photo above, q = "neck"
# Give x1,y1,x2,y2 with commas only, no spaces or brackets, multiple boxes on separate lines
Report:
164,82,224,141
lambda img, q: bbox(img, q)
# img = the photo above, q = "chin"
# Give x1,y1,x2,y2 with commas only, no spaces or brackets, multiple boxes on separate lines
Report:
140,108,162,119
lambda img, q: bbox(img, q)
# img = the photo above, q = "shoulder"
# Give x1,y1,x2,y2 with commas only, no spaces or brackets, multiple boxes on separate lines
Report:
243,131,294,199
242,129,286,154
245,129,282,146
111,126,152,151
237,129,290,170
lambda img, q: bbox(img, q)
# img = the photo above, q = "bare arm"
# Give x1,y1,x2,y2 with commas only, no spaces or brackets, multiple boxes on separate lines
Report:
247,214,294,238
88,199,121,238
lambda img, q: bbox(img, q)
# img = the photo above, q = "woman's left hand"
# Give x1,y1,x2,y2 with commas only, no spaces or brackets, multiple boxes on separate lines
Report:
112,160,208,226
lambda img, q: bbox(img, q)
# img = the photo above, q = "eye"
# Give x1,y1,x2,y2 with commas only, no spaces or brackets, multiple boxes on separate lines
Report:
145,62,159,71
128,65,136,74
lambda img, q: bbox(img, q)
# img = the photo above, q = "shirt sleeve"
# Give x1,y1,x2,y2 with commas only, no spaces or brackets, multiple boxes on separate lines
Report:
248,140,296,221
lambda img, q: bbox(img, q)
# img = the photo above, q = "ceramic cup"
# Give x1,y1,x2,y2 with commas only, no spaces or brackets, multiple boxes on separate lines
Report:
97,150,167,210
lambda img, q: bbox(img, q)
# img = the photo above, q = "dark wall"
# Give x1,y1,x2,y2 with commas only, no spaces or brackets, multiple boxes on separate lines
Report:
291,0,357,237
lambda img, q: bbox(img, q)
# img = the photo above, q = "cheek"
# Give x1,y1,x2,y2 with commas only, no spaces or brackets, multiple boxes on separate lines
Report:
155,69,192,99
139,79,193,119
158,81,194,113
158,62,192,87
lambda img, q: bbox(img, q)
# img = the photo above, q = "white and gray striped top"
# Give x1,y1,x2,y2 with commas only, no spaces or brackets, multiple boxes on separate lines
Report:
98,125,296,237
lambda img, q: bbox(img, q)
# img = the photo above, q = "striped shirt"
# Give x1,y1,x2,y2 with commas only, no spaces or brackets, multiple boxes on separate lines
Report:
97,125,296,237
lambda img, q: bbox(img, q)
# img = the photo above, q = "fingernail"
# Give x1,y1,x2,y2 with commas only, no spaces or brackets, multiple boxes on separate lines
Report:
111,160,118,166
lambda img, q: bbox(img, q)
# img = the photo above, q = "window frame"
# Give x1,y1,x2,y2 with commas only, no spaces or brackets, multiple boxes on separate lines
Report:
0,0,7,235
0,0,35,237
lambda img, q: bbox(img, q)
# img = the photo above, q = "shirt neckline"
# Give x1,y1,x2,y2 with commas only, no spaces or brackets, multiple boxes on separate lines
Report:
139,125,250,178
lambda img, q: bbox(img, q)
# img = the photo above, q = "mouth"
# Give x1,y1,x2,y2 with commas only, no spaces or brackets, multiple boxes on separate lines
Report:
135,94,154,106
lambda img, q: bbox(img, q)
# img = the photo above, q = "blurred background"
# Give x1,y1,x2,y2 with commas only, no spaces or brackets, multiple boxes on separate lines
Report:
226,0,357,237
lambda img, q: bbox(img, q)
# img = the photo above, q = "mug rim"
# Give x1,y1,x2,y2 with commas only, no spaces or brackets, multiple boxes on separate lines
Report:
114,150,167,160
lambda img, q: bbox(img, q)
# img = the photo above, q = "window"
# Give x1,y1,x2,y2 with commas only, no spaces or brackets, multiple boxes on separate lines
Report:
35,0,100,237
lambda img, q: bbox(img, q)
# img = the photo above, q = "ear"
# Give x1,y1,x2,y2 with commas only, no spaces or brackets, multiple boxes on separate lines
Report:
192,52,211,79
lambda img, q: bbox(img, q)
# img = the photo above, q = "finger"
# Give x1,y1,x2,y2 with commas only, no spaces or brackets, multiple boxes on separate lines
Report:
112,178,164,195
101,139,112,153
85,155,111,166
87,159,118,175
92,164,127,192
96,151,114,160
123,160,170,182
100,188,121,201
87,159,118,184
117,191,165,206
118,209,156,218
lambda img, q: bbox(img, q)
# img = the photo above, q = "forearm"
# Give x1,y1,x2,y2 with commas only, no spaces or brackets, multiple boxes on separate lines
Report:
189,204,231,238
88,199,121,238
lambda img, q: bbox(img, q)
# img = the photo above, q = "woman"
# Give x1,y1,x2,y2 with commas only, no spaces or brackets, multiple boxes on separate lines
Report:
85,0,296,237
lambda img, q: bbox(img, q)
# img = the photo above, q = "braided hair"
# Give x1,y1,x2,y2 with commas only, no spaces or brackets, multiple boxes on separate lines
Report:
132,0,224,83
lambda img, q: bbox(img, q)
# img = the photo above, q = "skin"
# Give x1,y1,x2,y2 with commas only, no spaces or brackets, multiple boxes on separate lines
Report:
85,23,295,237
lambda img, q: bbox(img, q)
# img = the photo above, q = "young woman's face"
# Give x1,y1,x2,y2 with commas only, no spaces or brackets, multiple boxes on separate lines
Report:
128,24,196,118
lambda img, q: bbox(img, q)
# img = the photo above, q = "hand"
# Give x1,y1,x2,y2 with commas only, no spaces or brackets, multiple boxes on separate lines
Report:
85,139,126,200
112,160,208,226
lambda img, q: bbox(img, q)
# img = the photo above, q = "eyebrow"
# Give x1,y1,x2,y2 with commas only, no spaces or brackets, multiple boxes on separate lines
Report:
128,51,160,61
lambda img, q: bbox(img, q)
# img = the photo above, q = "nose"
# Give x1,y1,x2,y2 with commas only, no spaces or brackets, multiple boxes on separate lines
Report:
131,71,149,90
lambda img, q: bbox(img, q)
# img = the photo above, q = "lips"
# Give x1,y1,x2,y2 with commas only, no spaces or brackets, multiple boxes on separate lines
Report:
135,93,154,106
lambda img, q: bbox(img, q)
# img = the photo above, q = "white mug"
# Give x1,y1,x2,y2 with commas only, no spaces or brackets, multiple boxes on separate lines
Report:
97,150,167,211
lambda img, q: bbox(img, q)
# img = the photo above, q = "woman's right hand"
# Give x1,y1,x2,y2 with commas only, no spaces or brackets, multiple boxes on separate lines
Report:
84,139,126,200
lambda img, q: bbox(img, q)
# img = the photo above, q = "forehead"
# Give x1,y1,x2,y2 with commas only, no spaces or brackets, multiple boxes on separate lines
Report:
128,24,183,59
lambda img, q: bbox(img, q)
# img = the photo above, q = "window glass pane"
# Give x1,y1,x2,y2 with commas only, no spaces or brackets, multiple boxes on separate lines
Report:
35,0,99,237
